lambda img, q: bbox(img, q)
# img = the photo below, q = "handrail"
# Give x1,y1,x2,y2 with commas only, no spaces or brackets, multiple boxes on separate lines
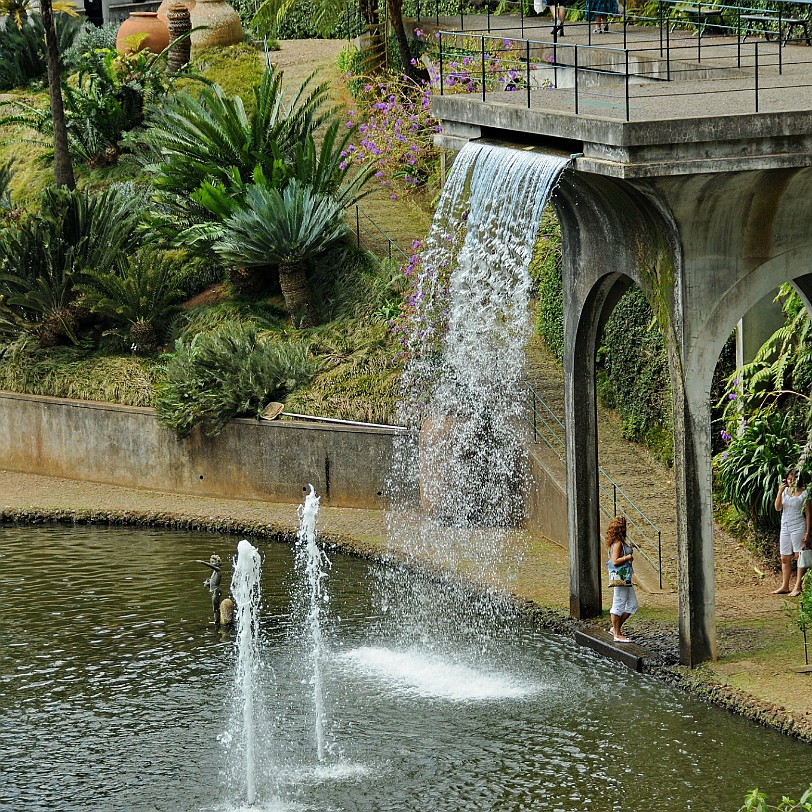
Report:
348,204,410,262
526,381,664,586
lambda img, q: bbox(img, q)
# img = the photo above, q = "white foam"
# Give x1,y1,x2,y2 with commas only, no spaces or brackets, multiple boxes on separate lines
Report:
340,646,540,701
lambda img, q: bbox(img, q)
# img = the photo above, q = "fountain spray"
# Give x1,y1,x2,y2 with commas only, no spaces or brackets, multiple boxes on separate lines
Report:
230,538,262,805
296,484,331,762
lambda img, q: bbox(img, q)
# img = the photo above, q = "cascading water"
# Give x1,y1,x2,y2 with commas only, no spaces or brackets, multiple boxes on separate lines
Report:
295,483,332,762
385,142,569,644
229,538,263,805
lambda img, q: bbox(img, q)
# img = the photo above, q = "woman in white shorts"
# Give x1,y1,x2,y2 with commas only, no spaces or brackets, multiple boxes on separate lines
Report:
772,469,810,596
606,515,638,642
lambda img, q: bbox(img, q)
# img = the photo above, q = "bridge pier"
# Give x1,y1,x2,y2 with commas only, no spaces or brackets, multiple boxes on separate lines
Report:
434,97,812,665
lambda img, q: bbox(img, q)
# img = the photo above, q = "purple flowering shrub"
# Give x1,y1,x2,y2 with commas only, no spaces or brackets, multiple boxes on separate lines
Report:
339,77,441,199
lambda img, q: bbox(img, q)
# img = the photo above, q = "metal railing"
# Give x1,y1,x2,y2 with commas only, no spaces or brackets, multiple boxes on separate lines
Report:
527,381,664,587
347,205,411,262
434,26,798,120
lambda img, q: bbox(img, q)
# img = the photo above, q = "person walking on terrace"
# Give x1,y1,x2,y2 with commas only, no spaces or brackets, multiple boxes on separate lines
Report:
772,469,811,596
587,0,618,33
550,2,566,36
606,515,637,642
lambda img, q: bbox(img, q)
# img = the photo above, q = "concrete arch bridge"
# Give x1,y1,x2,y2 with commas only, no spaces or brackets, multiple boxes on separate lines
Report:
432,50,812,666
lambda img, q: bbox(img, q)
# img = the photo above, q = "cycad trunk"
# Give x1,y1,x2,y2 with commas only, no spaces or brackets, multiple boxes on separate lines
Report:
278,258,317,328
40,0,75,190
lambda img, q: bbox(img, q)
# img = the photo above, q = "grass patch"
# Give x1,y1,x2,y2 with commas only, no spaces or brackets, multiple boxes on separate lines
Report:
0,345,160,406
187,44,267,107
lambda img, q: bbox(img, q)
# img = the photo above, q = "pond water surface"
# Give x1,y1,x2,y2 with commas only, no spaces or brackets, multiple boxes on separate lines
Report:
1,524,808,811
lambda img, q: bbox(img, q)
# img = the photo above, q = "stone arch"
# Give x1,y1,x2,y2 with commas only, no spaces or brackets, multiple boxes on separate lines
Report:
550,171,682,620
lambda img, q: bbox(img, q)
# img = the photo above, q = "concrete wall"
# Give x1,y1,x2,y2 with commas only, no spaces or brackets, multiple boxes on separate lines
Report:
525,444,568,547
0,391,396,509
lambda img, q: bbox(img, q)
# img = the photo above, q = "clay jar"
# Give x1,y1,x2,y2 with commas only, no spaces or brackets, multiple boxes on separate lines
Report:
115,11,171,54
189,0,243,48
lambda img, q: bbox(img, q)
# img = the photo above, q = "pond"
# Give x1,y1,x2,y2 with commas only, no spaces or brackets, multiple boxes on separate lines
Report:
1,524,808,811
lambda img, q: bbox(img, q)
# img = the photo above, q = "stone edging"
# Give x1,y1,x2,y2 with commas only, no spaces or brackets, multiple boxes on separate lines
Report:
3,506,810,745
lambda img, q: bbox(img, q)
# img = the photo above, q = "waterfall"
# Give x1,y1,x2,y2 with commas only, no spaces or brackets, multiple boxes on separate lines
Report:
385,142,569,636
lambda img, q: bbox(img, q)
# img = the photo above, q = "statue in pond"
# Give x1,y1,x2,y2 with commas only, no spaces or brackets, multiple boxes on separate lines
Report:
196,553,236,627
197,553,222,625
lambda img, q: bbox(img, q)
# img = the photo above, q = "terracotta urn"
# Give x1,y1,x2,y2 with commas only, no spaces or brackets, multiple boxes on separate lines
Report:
189,0,243,48
156,0,195,26
115,11,171,54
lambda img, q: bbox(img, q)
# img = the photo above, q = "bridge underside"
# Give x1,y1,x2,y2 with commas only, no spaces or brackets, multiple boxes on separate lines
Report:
433,94,812,665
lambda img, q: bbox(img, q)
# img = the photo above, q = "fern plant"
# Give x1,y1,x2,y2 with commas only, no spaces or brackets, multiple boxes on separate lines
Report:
77,251,186,355
0,184,143,345
155,323,317,437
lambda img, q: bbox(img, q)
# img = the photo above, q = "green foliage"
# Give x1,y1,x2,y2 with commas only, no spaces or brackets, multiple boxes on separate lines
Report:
212,179,348,268
600,285,672,454
1,42,185,166
155,323,317,437
188,45,265,104
61,20,119,71
722,285,812,419
251,0,351,39
530,206,563,361
0,337,159,405
715,412,800,529
337,44,367,98
0,12,81,90
0,159,14,210
77,251,187,355
740,785,812,812
0,183,143,345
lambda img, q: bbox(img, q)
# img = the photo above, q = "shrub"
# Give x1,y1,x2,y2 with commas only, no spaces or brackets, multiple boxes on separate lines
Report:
155,324,317,437
715,411,800,530
530,206,563,360
62,20,119,71
0,13,81,91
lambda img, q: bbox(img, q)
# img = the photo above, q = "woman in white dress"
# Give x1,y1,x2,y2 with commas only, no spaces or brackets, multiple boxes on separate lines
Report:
772,470,811,596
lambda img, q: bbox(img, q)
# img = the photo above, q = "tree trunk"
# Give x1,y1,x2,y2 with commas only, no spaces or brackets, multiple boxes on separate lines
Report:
386,0,428,82
40,0,75,190
278,258,318,328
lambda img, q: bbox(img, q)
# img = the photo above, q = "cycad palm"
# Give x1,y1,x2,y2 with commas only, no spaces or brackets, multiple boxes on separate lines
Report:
212,179,347,328
77,252,185,355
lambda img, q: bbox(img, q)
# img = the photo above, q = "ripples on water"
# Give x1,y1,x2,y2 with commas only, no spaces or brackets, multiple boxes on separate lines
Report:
1,525,808,811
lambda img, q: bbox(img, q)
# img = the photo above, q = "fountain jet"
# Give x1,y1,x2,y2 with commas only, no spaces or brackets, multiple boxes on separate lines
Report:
296,484,331,762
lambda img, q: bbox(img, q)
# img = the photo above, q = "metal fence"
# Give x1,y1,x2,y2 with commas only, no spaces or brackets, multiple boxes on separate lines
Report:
527,381,664,587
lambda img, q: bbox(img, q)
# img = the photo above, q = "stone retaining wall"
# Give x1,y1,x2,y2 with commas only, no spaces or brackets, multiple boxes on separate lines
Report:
0,391,395,509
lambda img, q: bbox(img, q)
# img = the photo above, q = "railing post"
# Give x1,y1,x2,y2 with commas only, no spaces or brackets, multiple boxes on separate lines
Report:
519,0,524,37
697,0,702,63
532,389,538,443
778,8,783,75
737,5,741,68
613,483,617,516
439,33,444,95
526,39,531,107
481,36,486,101
625,48,630,121
658,530,663,590
755,40,759,112
666,15,670,80
659,0,663,57
487,0,491,32
574,44,579,114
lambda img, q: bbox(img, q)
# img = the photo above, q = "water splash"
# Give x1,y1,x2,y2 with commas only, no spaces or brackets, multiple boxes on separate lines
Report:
230,538,263,805
386,142,569,638
295,484,332,762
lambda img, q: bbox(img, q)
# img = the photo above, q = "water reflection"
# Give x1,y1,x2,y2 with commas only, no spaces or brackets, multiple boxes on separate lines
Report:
1,525,808,811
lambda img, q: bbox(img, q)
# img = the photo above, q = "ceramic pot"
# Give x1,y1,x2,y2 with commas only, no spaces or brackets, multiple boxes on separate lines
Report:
115,11,171,54
189,0,243,48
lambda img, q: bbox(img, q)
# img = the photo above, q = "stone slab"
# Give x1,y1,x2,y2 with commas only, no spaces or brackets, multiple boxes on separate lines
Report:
574,628,650,671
